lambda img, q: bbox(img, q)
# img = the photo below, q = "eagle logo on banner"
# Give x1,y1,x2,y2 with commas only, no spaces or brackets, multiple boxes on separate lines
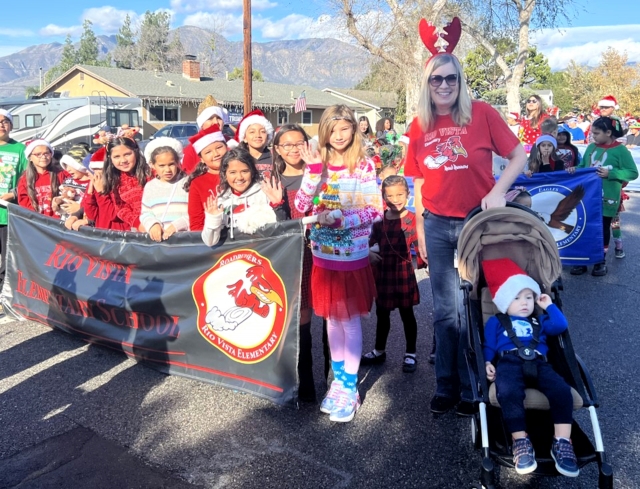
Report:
193,249,287,363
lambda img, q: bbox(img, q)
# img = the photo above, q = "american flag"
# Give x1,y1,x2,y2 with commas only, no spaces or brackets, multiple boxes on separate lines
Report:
295,91,306,113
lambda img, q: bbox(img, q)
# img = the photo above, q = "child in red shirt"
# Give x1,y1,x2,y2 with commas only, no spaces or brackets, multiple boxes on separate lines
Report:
17,139,65,217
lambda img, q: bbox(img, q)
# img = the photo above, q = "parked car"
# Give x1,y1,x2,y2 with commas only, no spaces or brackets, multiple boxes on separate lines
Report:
138,123,236,156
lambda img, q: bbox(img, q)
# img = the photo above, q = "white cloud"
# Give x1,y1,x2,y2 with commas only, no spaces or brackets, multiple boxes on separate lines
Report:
39,24,83,37
82,7,140,34
532,24,640,70
171,0,276,14
0,28,34,37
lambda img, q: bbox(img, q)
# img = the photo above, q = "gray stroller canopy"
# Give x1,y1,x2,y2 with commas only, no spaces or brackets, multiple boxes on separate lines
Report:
458,206,562,300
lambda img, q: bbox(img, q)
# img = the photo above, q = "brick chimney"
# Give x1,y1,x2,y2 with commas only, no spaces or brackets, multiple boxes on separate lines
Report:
182,55,201,81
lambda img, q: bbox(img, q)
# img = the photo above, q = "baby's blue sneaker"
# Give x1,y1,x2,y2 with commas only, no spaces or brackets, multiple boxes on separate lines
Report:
513,437,537,475
329,389,361,422
551,438,580,477
319,380,343,414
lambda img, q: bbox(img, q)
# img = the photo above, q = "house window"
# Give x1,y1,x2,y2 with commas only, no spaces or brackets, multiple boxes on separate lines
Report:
278,110,289,125
25,114,42,128
149,105,179,122
301,111,312,125
11,116,19,130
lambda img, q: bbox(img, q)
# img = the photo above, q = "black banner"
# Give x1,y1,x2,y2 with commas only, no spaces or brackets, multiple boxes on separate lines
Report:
2,204,304,406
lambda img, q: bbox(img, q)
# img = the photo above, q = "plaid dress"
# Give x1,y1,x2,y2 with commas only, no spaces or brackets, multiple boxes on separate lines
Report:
370,211,422,309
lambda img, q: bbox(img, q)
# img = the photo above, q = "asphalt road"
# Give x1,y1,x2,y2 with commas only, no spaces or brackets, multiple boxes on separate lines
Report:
1,196,639,489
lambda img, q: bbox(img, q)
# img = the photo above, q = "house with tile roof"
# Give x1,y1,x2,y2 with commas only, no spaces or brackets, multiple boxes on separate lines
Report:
36,59,374,137
323,88,399,131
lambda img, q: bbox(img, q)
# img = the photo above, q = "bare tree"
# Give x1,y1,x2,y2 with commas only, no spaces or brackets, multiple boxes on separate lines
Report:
458,0,575,112
336,0,449,117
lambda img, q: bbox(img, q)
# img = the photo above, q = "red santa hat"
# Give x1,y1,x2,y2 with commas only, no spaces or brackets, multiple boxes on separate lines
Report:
189,124,226,155
196,106,229,129
89,147,106,170
235,109,274,144
399,132,410,145
24,139,53,159
506,112,519,120
483,258,541,314
598,95,619,109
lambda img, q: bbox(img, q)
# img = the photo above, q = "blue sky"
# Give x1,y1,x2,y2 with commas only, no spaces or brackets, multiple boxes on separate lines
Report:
1,1,639,70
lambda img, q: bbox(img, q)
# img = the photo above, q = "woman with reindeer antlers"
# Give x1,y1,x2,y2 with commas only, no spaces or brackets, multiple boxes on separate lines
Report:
404,17,527,416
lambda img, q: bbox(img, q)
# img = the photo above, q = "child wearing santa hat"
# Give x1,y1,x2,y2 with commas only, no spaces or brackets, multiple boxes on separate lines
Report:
482,258,579,478
235,109,274,177
506,112,520,136
54,144,91,221
182,102,231,174
184,124,227,231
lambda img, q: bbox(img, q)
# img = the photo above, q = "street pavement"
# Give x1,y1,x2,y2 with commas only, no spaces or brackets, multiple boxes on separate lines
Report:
1,196,639,489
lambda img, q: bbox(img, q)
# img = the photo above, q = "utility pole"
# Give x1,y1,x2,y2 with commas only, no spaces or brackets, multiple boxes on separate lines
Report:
39,67,43,91
243,0,252,115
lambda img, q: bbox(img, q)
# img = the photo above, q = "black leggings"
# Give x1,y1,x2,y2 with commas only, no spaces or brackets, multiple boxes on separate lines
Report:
603,216,613,249
375,303,417,354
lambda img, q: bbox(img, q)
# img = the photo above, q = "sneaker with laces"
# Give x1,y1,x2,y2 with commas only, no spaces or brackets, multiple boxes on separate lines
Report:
329,389,361,422
591,262,608,276
615,248,625,259
551,438,580,477
320,380,343,414
512,437,537,474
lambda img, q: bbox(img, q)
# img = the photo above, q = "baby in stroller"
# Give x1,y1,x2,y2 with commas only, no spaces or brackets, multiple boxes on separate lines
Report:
482,258,579,478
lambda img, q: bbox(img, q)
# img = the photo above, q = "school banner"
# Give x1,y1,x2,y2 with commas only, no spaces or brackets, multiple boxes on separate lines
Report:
405,169,603,265
509,168,603,265
1,204,304,406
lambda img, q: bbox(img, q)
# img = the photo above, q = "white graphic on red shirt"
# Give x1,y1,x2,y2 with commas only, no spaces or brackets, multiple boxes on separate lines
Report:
423,136,469,169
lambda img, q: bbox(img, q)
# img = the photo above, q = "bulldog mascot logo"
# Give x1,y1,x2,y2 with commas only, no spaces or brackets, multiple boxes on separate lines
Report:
193,249,287,363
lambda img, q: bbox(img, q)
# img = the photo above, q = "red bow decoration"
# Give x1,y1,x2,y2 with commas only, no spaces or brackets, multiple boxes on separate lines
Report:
419,17,461,56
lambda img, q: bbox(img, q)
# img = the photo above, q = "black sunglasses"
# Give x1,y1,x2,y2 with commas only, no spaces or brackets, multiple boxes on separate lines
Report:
526,99,538,103
429,74,459,87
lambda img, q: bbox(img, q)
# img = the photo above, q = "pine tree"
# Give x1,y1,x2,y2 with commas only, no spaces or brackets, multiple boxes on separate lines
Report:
136,11,172,71
114,14,136,69
44,35,77,85
77,20,100,66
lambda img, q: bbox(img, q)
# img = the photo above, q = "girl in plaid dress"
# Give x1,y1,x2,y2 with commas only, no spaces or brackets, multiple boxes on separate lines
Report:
362,175,424,372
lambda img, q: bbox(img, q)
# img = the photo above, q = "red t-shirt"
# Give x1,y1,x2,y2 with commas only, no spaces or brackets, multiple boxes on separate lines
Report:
404,101,519,218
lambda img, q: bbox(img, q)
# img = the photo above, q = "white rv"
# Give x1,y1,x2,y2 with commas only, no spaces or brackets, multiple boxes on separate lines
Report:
0,95,143,151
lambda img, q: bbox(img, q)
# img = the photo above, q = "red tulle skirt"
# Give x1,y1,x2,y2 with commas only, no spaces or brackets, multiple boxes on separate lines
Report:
311,263,377,320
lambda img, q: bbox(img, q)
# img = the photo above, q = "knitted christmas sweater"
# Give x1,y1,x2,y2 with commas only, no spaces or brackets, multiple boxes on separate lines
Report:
578,142,639,217
140,177,190,232
295,158,382,271
112,172,147,230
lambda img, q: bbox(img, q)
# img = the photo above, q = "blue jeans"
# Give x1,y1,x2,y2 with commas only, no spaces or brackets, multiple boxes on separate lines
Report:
423,211,472,402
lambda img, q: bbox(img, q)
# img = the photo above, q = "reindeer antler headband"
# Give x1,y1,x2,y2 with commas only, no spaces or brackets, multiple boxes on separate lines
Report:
419,16,461,60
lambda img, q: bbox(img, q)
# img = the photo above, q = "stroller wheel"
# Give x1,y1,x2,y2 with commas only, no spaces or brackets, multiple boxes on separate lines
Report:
470,416,481,449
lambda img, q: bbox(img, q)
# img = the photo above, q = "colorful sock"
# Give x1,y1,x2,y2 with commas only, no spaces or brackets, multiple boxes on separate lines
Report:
342,372,358,392
331,360,345,383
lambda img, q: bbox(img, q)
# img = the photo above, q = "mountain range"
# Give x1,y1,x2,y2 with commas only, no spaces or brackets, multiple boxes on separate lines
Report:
0,25,371,99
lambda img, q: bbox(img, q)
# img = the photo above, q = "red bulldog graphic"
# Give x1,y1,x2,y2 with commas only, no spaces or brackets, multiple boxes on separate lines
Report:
193,250,287,363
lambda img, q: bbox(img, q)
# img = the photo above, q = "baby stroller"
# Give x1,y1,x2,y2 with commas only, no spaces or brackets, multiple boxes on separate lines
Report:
456,203,613,489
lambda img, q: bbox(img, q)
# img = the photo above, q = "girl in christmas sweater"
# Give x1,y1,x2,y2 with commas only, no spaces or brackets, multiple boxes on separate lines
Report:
185,125,227,231
102,137,150,230
295,104,383,423
569,116,638,276
17,139,65,217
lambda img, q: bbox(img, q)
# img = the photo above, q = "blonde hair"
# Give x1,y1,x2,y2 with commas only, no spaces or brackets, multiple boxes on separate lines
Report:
318,105,365,173
417,54,472,131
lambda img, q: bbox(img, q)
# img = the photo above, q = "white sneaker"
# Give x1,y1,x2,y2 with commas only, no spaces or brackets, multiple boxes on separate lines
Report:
320,380,343,414
329,390,361,422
